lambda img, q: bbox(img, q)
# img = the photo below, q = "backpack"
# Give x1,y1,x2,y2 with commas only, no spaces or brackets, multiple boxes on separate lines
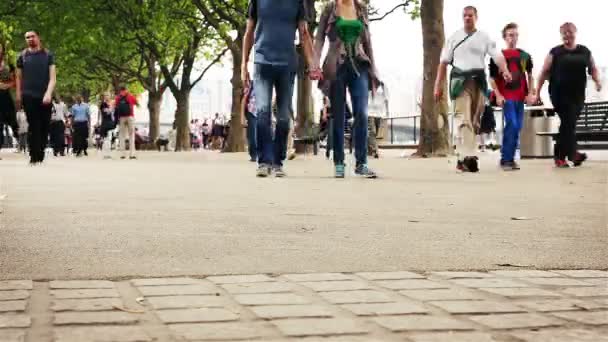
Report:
116,96,131,117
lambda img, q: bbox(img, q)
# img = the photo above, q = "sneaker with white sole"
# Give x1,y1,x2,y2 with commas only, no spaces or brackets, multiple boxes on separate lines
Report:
355,164,377,178
256,164,271,178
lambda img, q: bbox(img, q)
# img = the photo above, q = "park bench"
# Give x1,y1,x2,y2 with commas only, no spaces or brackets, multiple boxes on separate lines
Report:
537,101,608,148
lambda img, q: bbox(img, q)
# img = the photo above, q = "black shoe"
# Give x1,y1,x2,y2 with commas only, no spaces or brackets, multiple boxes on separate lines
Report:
572,152,587,167
129,156,137,160
120,156,126,160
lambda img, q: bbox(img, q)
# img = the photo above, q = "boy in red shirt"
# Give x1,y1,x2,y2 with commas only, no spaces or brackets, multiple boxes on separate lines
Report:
114,86,138,159
489,23,535,170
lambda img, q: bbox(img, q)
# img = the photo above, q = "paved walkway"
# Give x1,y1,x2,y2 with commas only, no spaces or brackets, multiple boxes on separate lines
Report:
1,270,607,341
0,150,607,279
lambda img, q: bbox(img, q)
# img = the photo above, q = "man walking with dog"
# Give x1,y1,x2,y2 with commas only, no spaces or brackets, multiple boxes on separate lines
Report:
434,6,511,172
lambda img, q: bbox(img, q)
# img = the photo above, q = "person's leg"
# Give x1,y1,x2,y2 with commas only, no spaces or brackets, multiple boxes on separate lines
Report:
246,112,257,160
119,118,128,158
367,116,376,156
254,64,274,169
330,69,347,167
82,122,89,155
348,68,370,167
501,100,517,163
22,97,39,163
513,101,525,163
273,67,295,169
453,84,479,159
127,117,136,157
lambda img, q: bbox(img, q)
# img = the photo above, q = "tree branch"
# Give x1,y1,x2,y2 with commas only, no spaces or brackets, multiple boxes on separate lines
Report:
370,1,415,22
191,47,229,88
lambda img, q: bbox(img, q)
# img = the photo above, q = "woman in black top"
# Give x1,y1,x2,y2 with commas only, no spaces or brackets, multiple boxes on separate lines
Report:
534,22,602,168
0,43,19,156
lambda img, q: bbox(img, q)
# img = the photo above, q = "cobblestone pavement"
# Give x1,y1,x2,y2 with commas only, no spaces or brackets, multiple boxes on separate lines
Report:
1,270,607,341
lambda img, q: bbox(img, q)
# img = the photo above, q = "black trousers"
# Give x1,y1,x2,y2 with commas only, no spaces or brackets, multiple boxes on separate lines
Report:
551,94,584,161
23,96,51,163
0,92,18,150
50,120,65,155
72,121,89,155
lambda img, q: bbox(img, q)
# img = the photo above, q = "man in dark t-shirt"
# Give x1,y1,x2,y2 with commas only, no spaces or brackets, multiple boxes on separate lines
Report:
489,23,535,171
15,30,57,164
534,22,602,167
241,0,321,178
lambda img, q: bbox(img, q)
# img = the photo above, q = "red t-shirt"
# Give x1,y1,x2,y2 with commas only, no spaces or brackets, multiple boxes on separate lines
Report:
489,49,533,102
114,93,137,117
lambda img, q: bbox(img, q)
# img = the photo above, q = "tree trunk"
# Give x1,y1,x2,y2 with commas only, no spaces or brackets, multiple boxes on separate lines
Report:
147,90,163,142
224,48,246,152
174,91,191,151
415,0,450,157
295,45,314,153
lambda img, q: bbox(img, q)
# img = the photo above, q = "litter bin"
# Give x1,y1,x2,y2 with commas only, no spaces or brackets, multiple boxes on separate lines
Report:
520,108,556,158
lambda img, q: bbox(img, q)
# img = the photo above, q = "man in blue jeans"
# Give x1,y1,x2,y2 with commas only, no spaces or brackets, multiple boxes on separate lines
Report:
489,22,535,171
241,0,321,178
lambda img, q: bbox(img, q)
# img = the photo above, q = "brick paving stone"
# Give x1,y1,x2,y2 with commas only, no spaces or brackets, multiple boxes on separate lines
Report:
221,282,294,294
490,270,561,278
54,311,139,325
54,326,152,342
510,328,608,342
0,330,25,342
552,270,608,278
341,302,429,316
283,273,353,282
408,332,502,342
520,277,595,287
561,286,608,297
355,272,424,280
130,277,201,286
299,281,371,292
207,274,274,284
156,308,239,323
318,290,393,304
0,281,32,291
550,311,608,325
399,288,486,301
375,279,447,290
372,315,475,332
467,313,564,329
51,298,124,312
169,322,273,340
50,289,119,299
251,305,333,319
0,290,29,301
0,314,31,328
0,301,26,312
428,300,524,314
479,287,562,298
49,280,115,289
146,295,226,310
431,272,494,279
517,298,608,312
449,278,529,288
234,293,310,306
273,318,369,337
137,284,217,297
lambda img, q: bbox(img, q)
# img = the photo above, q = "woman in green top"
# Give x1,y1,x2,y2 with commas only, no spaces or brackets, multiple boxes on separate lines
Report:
315,0,380,178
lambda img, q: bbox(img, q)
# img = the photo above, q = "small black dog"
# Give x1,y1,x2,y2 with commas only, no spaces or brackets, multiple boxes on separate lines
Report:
462,156,480,172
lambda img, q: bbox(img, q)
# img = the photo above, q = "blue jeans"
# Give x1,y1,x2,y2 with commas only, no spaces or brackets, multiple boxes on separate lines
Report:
501,100,524,162
330,63,369,166
253,63,295,167
246,112,257,160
